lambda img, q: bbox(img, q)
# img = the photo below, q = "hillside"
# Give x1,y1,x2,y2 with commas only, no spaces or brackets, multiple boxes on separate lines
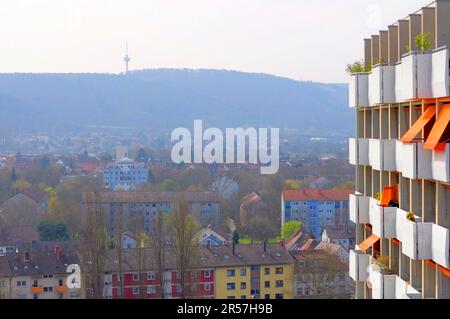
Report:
0,69,352,136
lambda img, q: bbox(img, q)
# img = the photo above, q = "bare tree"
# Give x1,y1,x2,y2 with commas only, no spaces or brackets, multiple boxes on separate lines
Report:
132,209,148,299
169,195,199,299
294,250,347,299
114,203,125,299
148,203,166,298
80,189,108,299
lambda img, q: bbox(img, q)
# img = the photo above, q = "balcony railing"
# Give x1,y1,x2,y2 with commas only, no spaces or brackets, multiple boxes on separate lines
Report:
348,47,449,106
349,138,369,166
55,285,68,293
349,194,370,225
432,143,450,183
349,73,369,108
397,142,432,180
31,286,44,294
368,266,422,299
349,250,370,282
368,139,397,171
369,198,398,239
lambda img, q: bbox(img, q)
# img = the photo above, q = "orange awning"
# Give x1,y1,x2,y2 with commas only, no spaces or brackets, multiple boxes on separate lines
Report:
358,234,380,252
401,106,436,143
424,104,450,150
439,265,450,279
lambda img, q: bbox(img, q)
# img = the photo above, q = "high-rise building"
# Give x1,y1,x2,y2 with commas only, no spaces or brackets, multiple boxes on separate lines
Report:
348,0,450,299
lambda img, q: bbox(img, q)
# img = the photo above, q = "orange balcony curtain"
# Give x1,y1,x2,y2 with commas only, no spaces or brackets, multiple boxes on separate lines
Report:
380,186,397,207
401,106,436,143
358,234,380,252
424,104,450,150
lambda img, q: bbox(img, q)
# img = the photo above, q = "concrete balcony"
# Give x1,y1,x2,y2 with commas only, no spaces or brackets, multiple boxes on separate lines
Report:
368,139,396,171
396,52,432,102
349,194,370,224
431,224,450,269
368,267,421,299
349,138,369,166
396,209,432,260
395,48,449,102
432,143,450,183
399,142,432,180
349,250,371,282
431,47,449,98
369,64,396,105
369,198,397,238
349,73,369,108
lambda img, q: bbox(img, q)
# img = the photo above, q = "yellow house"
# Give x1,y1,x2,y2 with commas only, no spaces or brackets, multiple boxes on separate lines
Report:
206,243,294,299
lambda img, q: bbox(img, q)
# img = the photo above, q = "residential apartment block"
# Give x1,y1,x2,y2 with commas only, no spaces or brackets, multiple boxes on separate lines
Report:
348,0,450,299
103,157,148,191
89,243,294,300
82,191,221,236
0,249,81,299
281,189,353,239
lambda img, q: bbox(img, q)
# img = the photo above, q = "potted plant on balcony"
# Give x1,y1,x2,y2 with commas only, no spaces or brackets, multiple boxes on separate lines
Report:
375,255,392,275
345,60,372,74
415,33,432,53
406,212,416,223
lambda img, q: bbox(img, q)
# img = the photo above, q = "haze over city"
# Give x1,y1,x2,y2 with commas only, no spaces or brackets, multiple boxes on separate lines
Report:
1,0,428,82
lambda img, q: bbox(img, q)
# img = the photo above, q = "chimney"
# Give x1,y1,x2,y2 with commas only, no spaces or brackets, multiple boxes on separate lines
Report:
263,241,267,253
54,246,61,260
23,251,30,262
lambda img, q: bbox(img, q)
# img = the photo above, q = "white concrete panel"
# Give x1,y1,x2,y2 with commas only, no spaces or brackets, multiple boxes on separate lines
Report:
395,140,403,172
432,143,450,183
349,73,370,108
383,140,397,171
358,138,370,166
349,138,357,166
349,250,370,282
401,143,417,179
432,224,450,269
369,139,382,170
432,48,449,98
358,196,370,224
417,223,433,260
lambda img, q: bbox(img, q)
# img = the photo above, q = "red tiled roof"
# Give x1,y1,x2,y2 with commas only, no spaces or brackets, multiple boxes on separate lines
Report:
282,189,354,201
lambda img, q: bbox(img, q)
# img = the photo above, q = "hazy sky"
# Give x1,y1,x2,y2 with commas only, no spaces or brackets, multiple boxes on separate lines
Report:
0,0,428,83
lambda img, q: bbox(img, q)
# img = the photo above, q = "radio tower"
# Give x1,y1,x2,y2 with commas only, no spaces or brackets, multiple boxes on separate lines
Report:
123,42,130,75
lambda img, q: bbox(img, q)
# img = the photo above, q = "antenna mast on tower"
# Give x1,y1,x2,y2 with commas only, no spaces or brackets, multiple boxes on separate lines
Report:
123,42,130,75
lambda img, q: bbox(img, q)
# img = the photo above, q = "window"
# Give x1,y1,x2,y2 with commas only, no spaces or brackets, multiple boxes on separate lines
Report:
250,265,259,271
240,282,246,290
275,293,284,299
33,294,38,300
133,287,140,295
48,287,53,292
147,286,156,294
17,280,26,287
226,269,236,277
240,268,247,276
116,287,122,296
264,281,270,288
275,267,283,275
297,288,303,295
147,272,155,281
227,296,235,299
264,268,270,275
204,270,211,278
44,287,48,292
176,285,182,293
133,273,139,281
241,295,247,299
276,280,283,288
58,293,63,299
191,271,197,279
33,280,38,287
264,294,270,299
204,283,211,291
58,279,64,286
227,283,235,291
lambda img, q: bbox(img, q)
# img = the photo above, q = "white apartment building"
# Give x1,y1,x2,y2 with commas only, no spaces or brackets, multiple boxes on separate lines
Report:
348,0,450,299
